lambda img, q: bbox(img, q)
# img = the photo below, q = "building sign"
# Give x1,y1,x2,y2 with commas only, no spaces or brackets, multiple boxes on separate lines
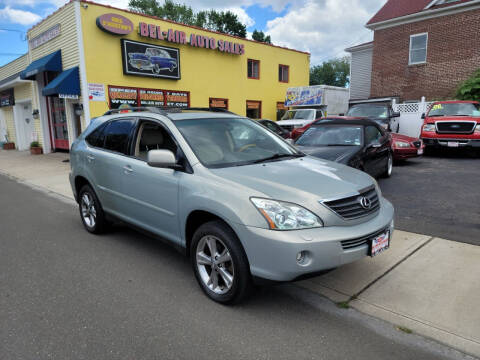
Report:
209,98,228,109
96,13,133,35
29,24,61,50
0,88,14,107
139,22,245,56
88,83,106,101
108,85,189,109
121,39,180,80
139,89,164,106
165,91,189,107
285,86,323,107
59,94,79,99
109,86,138,109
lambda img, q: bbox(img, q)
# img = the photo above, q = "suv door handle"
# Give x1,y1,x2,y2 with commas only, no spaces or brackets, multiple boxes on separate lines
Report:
87,154,95,162
123,165,133,174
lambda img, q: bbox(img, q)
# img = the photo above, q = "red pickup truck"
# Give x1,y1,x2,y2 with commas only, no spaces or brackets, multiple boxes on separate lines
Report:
420,100,480,149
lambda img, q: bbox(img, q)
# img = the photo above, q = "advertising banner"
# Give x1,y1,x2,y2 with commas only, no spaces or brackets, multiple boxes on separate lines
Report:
165,91,189,107
121,39,180,80
139,89,165,106
285,86,323,107
108,86,138,109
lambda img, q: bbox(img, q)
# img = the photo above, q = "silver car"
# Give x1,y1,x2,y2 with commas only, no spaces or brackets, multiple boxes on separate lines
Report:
70,108,394,304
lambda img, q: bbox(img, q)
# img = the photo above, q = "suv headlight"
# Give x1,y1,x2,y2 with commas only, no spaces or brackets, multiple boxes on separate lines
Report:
251,198,323,230
395,141,411,148
423,124,436,132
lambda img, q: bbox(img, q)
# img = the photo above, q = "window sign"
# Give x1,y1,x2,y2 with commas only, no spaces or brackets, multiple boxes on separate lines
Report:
108,86,138,109
409,33,428,65
166,91,189,107
209,98,228,109
122,39,180,80
0,88,14,107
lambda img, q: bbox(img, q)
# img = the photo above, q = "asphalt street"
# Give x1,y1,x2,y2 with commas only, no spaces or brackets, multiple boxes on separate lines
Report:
0,174,473,360
378,148,480,246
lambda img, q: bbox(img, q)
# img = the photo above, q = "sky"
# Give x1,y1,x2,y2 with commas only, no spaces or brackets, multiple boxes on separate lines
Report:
0,0,386,67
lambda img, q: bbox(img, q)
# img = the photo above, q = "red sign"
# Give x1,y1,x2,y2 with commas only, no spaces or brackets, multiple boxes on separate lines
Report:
97,13,133,35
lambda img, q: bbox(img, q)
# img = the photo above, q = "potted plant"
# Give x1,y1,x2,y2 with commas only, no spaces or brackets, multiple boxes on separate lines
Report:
30,141,43,155
2,142,15,150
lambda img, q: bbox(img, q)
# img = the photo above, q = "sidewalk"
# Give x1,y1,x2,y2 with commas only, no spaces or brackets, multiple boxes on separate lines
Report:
1,150,479,358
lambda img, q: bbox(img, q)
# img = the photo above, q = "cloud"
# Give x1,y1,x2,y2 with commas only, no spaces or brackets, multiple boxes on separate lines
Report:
0,6,41,25
265,0,385,65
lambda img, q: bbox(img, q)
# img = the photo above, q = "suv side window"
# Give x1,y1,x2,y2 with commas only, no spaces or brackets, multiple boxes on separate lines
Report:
85,123,107,148
103,119,136,155
134,121,178,160
365,126,382,144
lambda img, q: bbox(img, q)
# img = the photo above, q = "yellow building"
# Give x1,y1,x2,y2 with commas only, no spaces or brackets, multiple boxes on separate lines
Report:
0,0,309,153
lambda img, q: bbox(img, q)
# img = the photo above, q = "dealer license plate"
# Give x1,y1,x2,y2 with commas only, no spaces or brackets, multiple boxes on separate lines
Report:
370,231,390,257
417,148,424,155
447,141,459,147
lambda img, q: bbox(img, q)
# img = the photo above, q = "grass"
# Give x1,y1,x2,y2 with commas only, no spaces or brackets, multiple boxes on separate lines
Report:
396,326,413,334
336,302,350,309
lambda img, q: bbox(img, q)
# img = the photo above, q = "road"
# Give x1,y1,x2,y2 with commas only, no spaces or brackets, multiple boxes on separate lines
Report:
0,174,471,360
378,148,480,246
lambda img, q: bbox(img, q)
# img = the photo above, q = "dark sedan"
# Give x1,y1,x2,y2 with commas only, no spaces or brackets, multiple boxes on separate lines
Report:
295,119,393,178
258,119,291,139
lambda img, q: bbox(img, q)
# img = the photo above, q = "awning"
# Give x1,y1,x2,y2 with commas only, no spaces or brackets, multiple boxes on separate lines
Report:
42,67,80,97
20,50,62,80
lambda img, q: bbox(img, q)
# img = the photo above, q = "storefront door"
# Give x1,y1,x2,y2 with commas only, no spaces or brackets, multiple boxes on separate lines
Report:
49,96,69,150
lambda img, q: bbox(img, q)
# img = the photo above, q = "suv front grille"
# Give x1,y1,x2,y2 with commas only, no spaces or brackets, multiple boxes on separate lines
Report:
323,187,380,220
340,227,388,250
436,121,476,134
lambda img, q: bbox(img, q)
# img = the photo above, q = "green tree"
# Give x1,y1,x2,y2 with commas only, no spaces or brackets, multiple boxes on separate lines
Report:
129,0,247,38
252,30,271,44
456,69,480,101
310,57,350,87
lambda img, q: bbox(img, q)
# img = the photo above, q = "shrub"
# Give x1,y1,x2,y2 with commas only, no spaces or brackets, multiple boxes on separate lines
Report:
456,69,480,101
30,141,40,148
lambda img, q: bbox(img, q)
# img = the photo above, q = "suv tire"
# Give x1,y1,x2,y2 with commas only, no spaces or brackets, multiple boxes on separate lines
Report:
191,220,252,304
78,184,108,234
381,152,393,178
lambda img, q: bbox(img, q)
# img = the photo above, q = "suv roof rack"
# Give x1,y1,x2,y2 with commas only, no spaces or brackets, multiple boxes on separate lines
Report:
103,106,236,116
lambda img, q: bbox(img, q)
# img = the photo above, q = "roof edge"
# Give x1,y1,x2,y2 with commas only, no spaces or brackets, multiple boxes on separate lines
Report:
366,0,480,29
345,41,373,53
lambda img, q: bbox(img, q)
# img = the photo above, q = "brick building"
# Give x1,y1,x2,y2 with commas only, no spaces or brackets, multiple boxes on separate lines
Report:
347,0,480,102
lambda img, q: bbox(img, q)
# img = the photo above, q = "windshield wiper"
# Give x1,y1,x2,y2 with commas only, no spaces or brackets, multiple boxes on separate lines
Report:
252,153,304,164
325,144,356,147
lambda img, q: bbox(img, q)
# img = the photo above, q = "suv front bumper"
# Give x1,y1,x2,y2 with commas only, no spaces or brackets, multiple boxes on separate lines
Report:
232,198,395,282
422,138,480,148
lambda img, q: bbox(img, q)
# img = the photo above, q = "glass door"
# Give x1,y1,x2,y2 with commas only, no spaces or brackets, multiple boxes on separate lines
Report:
49,96,69,150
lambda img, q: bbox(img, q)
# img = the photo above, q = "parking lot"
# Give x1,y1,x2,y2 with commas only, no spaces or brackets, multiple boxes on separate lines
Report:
378,148,480,246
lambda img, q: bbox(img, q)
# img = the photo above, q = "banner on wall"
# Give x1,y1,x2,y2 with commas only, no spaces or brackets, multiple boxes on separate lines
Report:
108,86,138,109
165,91,189,107
108,85,189,109
139,89,164,106
121,39,180,80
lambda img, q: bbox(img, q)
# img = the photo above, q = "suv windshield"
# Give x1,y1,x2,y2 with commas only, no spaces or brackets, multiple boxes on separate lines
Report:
175,117,302,168
347,105,388,119
428,103,480,117
296,125,364,147
281,110,316,121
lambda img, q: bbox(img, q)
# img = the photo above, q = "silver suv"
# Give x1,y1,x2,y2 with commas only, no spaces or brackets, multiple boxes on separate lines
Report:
70,108,394,304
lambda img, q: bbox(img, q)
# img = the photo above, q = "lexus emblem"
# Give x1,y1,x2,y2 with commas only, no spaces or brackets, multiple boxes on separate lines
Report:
359,196,372,210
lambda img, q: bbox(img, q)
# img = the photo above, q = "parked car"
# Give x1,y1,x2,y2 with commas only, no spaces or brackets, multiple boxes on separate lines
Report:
277,108,325,132
70,108,394,304
128,48,177,74
258,119,291,139
420,100,480,149
295,118,393,178
346,103,400,133
290,116,361,140
391,133,424,161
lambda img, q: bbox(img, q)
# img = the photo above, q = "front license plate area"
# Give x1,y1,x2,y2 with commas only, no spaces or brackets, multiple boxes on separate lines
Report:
447,141,459,147
370,231,390,257
417,148,424,155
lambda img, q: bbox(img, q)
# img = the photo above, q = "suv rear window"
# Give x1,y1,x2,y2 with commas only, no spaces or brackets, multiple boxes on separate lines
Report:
103,119,136,155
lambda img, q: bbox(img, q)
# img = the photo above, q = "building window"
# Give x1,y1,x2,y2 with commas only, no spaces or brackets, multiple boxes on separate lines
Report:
279,65,289,83
409,33,428,65
247,59,260,79
246,100,261,119
276,101,287,120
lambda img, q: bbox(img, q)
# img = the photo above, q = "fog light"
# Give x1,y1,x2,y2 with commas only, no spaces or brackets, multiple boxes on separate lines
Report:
296,251,311,266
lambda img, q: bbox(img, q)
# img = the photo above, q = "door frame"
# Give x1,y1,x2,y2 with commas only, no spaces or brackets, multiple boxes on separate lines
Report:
13,99,33,151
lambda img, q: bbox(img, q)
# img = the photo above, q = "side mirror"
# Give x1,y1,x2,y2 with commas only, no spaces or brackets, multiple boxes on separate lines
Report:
147,149,179,169
392,111,401,118
421,113,426,119
368,142,382,149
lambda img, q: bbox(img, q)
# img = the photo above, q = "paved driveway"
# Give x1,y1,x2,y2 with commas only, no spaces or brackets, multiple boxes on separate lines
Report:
378,148,480,246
